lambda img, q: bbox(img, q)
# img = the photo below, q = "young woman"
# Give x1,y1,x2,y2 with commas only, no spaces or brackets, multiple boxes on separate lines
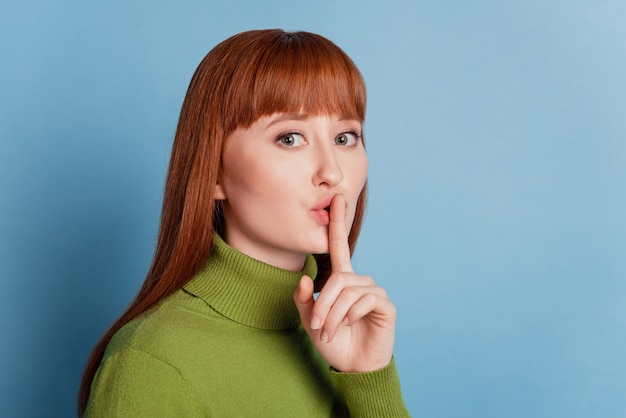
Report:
79,29,409,417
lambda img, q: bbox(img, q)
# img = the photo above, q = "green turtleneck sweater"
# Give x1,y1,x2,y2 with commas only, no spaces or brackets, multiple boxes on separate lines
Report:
85,235,409,417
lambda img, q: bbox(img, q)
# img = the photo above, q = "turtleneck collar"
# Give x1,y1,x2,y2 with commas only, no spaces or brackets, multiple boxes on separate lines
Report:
183,233,318,331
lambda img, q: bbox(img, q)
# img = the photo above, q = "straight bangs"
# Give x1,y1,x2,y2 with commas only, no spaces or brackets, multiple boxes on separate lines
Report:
221,30,366,132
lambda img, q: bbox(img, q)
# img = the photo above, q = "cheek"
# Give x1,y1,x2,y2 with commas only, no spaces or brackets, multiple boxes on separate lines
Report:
346,155,369,226
358,157,369,186
223,153,302,203
222,147,267,192
348,153,369,193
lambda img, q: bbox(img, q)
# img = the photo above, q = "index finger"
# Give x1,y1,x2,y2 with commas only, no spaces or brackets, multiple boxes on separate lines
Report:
329,194,353,273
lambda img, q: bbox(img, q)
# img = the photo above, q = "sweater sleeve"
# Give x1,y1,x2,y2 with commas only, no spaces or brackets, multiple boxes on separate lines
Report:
85,346,204,418
330,357,411,417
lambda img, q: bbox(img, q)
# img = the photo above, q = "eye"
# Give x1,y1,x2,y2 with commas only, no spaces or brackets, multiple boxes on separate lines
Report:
334,131,361,146
277,132,306,148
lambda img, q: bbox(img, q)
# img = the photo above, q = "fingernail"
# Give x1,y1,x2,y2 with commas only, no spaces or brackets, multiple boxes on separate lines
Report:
311,317,321,330
321,331,329,343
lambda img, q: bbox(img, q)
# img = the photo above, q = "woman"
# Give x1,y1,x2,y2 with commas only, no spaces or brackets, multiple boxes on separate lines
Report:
79,29,409,417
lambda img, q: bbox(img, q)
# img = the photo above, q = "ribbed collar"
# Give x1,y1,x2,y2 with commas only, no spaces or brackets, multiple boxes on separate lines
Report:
183,234,318,331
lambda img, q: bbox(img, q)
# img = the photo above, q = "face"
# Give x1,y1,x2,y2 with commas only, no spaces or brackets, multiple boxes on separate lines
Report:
214,113,368,271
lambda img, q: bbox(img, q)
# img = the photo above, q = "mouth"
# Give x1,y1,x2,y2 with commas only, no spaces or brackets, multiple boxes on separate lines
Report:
313,195,335,212
311,195,335,226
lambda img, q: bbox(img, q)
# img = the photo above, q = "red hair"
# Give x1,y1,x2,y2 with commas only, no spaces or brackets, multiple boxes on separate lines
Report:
78,29,367,416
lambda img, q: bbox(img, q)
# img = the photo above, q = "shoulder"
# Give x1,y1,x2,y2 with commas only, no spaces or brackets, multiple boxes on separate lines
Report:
104,290,228,364
87,292,219,416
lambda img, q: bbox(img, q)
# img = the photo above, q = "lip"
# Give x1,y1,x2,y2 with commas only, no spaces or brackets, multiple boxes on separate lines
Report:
312,195,336,211
310,195,335,226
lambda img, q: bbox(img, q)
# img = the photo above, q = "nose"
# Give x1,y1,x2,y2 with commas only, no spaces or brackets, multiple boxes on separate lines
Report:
313,146,343,188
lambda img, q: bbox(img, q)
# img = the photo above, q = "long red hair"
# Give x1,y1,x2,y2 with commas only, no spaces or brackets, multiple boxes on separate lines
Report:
78,29,367,416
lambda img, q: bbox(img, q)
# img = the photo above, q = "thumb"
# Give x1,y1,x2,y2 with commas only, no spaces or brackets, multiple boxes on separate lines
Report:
294,275,315,329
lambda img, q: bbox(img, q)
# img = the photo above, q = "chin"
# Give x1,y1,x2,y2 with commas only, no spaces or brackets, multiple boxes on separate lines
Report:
301,237,329,255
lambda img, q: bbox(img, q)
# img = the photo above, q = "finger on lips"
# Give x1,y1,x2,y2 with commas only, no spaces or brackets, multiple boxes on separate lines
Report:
311,194,381,341
329,194,353,274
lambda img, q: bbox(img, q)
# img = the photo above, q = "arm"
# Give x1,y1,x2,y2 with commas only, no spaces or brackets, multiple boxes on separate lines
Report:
332,358,410,417
85,346,204,418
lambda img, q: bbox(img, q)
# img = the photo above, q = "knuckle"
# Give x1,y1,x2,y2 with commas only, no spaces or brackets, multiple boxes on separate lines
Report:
352,296,372,316
325,311,342,326
357,293,378,312
350,293,377,317
388,302,397,319
361,275,375,285
364,292,378,304
343,286,360,299
330,272,350,284
310,302,328,319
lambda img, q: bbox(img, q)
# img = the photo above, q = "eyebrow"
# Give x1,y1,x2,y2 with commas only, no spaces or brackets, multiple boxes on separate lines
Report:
266,113,308,127
265,113,360,128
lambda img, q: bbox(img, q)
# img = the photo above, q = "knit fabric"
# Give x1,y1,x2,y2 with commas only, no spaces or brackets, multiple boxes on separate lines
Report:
85,234,409,417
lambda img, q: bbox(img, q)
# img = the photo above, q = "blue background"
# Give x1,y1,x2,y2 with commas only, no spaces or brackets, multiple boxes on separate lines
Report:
1,1,625,417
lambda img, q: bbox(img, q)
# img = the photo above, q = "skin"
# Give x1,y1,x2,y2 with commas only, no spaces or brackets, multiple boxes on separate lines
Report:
294,194,396,373
216,113,396,373
215,113,368,270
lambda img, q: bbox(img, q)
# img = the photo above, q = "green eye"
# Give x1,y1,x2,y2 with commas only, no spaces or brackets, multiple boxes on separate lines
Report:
334,132,360,146
280,135,294,146
277,133,306,147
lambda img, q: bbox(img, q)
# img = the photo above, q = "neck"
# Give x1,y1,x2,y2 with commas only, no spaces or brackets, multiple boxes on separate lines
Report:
222,230,307,271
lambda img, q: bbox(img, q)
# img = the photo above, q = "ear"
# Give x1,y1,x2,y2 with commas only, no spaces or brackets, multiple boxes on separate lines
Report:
214,182,226,200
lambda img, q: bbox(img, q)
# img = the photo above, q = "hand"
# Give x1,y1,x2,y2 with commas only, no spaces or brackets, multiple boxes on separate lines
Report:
294,194,396,372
